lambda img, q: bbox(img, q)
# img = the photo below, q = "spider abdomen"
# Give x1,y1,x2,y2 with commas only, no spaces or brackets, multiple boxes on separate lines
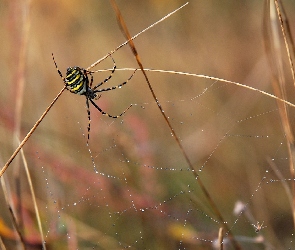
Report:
65,67,88,95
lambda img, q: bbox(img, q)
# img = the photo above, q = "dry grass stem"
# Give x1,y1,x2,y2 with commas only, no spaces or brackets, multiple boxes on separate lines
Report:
20,144,46,249
109,0,241,249
0,87,66,178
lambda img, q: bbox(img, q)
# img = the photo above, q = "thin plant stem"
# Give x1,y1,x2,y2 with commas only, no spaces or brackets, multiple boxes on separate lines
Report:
86,2,189,71
108,1,241,249
274,0,295,85
0,87,66,178
20,143,46,249
101,67,295,109
1,176,26,250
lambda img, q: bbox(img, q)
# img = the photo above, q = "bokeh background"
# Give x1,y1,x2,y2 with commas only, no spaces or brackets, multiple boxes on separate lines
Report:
1,0,295,249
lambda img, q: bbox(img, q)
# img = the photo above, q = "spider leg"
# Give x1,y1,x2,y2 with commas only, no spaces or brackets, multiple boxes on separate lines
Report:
52,53,65,81
89,98,132,118
89,72,94,88
86,97,91,145
94,94,102,100
94,69,137,94
92,55,116,90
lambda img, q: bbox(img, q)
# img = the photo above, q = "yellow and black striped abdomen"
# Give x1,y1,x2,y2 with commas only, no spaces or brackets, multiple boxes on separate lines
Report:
65,67,88,95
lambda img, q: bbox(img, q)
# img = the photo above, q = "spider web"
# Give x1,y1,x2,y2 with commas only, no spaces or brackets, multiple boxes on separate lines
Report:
37,73,293,249
1,1,295,250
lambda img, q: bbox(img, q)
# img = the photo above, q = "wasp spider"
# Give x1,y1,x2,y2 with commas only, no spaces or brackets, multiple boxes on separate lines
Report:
52,53,136,143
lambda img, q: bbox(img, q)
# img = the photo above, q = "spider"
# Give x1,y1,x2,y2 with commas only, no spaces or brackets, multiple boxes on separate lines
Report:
252,221,266,233
52,53,136,144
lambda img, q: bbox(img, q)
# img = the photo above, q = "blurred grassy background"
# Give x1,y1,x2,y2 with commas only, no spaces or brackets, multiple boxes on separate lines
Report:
1,0,295,249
